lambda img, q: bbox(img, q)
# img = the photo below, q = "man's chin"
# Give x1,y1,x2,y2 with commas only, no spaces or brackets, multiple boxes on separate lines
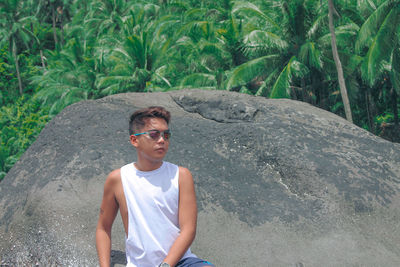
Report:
155,148,167,156
152,153,166,161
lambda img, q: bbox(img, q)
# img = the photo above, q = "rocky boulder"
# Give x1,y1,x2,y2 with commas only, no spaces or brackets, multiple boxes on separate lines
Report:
1,90,400,266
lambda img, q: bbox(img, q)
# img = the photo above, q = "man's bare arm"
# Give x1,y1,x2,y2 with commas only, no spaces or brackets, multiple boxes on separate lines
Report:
96,169,120,267
162,167,197,266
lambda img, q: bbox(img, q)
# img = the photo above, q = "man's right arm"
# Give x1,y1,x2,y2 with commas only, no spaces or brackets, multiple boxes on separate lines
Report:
96,169,120,267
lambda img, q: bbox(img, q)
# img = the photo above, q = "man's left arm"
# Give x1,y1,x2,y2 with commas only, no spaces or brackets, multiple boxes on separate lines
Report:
162,167,197,266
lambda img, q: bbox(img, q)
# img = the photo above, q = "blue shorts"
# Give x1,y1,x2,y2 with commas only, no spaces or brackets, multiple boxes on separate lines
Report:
176,257,215,267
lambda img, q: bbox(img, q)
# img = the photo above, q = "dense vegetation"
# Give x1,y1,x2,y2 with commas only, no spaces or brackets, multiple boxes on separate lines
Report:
1,0,399,181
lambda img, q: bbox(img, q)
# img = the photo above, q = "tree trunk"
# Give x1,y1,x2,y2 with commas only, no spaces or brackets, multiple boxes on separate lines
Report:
40,49,46,69
393,88,399,127
365,90,373,132
367,89,378,134
12,39,23,95
301,78,307,103
60,18,64,47
52,3,58,46
328,0,353,123
58,5,64,46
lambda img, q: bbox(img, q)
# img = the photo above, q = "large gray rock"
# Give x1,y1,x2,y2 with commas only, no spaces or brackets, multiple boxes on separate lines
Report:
1,90,400,266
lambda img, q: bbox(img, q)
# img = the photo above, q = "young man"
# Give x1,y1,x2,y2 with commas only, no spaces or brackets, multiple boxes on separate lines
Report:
96,106,214,267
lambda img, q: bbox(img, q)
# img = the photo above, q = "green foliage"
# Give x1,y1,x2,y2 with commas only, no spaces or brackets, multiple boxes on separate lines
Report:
270,56,309,98
0,44,19,105
0,41,41,102
0,96,50,181
376,112,394,124
359,4,400,86
392,45,400,95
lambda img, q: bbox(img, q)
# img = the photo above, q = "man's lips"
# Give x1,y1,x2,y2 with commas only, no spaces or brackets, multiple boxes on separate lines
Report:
155,147,165,152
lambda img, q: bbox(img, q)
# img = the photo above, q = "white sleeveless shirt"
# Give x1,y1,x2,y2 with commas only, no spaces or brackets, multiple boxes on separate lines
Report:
120,161,196,267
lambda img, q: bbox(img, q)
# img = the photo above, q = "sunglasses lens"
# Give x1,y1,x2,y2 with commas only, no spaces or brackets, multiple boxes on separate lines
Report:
163,131,171,140
145,130,171,140
149,131,161,140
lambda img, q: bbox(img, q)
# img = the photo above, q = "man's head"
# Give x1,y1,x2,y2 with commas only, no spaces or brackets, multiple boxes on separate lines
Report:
129,106,171,135
129,106,171,163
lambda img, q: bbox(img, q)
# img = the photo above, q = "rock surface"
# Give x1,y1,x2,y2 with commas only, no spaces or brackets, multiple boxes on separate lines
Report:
1,90,400,266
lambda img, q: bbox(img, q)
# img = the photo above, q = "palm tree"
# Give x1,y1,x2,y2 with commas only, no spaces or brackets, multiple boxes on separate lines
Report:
356,0,400,85
0,0,38,95
226,0,359,111
226,1,321,100
328,0,353,122
169,6,234,90
84,0,124,38
31,32,96,115
95,4,177,94
355,0,400,127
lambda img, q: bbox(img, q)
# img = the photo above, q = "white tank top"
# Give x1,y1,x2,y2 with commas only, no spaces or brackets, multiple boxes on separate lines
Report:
120,161,196,267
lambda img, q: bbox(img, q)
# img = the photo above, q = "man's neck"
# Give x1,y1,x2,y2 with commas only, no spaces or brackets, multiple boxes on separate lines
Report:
134,160,163,172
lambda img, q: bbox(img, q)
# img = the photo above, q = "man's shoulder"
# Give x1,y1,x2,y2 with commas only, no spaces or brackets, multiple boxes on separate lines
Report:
163,162,191,175
177,166,193,186
106,168,121,184
178,166,191,175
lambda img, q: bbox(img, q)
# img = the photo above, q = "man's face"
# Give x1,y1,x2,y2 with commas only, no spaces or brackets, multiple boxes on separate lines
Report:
130,117,170,163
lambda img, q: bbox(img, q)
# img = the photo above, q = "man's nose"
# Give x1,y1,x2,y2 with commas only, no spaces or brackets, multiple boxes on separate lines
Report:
156,135,165,143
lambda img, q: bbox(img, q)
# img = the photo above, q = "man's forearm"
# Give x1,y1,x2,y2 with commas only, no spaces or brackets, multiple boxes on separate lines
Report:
162,230,196,266
96,228,112,267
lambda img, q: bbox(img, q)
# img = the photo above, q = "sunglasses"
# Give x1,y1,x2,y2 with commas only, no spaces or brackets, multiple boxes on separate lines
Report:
133,129,171,140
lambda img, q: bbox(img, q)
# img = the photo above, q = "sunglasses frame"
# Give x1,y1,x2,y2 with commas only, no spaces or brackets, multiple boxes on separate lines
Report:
133,129,171,140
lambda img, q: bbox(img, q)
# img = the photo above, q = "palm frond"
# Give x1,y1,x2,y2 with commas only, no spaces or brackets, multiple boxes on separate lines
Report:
184,8,207,21
307,15,326,40
255,68,279,97
99,83,120,96
152,16,180,40
172,36,199,58
357,0,377,15
391,44,400,95
197,39,231,69
176,20,214,40
109,63,133,76
226,54,278,90
95,75,131,89
153,65,172,87
269,65,292,98
346,54,364,74
270,56,308,98
318,23,359,49
355,0,393,53
298,41,323,70
112,47,132,61
48,87,88,115
125,34,146,68
360,6,400,86
231,1,279,29
341,3,365,26
179,73,217,88
142,3,160,18
242,30,288,56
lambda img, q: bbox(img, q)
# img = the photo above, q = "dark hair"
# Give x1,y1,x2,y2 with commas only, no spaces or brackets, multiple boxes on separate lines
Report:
129,106,171,135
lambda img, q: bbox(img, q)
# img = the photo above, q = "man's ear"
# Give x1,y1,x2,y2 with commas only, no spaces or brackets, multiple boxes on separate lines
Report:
130,135,139,148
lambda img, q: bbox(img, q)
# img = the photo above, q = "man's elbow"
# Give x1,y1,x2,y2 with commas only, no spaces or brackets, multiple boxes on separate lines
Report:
96,221,112,237
190,228,196,242
181,226,196,242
